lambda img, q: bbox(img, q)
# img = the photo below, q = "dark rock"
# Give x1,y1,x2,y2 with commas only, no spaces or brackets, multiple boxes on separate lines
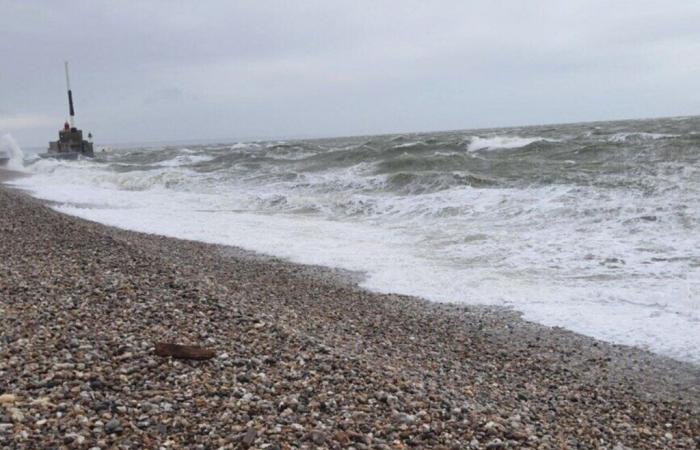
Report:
93,401,112,412
105,418,122,434
89,379,106,390
310,430,326,445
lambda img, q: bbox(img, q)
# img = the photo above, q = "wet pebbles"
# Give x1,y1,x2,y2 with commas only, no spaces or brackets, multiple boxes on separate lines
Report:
0,184,698,449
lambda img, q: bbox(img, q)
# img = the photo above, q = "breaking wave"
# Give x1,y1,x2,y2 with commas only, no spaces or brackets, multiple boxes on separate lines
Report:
1,134,25,171
467,135,555,151
156,154,215,167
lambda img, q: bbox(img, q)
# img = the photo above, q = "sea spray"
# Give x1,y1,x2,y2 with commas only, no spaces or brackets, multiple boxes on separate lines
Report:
1,134,25,171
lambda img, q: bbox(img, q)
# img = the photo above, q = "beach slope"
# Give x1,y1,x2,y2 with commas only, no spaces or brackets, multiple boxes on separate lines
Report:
0,182,698,449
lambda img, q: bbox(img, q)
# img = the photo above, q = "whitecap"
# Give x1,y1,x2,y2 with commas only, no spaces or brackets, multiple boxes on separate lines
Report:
156,154,214,167
608,132,678,143
467,135,554,152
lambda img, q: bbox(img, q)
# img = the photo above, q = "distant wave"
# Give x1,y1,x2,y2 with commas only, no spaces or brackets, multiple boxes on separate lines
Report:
156,154,214,167
467,136,555,151
231,142,261,150
384,171,494,194
393,141,423,149
608,132,678,143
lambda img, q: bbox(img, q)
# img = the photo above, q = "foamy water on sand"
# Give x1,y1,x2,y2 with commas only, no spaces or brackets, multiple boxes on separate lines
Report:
8,117,700,363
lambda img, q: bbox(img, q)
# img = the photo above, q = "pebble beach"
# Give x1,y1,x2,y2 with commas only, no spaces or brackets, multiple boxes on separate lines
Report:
0,172,698,449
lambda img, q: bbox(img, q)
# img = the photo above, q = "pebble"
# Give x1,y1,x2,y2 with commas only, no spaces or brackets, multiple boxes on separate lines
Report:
64,433,85,445
8,408,24,423
486,438,504,449
0,394,18,405
104,418,122,433
241,427,257,448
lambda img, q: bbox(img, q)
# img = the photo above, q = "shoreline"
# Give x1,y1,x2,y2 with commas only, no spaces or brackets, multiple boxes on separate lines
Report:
1,176,698,448
0,168,27,183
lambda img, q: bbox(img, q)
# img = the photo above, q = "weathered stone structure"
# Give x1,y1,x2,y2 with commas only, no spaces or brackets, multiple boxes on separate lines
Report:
47,123,94,158
44,62,94,159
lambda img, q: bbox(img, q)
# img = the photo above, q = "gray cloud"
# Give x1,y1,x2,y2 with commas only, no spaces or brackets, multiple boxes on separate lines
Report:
1,0,699,147
143,88,184,106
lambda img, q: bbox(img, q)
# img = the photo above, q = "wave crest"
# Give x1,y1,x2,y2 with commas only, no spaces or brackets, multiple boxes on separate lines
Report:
467,136,555,152
608,132,678,143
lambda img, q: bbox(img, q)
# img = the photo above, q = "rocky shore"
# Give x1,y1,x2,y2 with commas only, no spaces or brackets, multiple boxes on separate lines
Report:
0,179,698,449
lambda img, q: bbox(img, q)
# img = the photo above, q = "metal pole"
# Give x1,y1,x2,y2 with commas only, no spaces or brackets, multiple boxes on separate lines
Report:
65,61,75,127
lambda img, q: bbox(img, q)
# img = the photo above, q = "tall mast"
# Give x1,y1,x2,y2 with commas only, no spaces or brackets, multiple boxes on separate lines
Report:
65,61,75,128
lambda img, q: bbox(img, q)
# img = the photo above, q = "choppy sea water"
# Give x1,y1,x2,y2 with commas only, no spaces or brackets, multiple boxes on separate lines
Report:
9,117,700,363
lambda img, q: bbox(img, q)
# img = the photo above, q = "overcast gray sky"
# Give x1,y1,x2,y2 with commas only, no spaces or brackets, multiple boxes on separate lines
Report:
1,0,699,147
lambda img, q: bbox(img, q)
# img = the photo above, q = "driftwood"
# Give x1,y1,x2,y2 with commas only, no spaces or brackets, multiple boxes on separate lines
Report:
154,342,216,360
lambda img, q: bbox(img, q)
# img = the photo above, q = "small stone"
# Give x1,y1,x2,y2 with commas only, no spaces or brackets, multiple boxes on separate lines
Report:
612,445,633,450
506,430,529,441
115,352,133,361
160,402,173,412
311,430,326,444
241,427,257,448
334,431,349,444
0,394,18,405
486,438,504,449
30,397,53,407
9,408,24,423
395,413,415,424
89,380,106,390
105,418,122,433
93,401,112,412
64,433,85,445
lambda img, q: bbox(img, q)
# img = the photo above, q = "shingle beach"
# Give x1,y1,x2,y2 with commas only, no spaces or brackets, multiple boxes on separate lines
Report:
1,173,698,449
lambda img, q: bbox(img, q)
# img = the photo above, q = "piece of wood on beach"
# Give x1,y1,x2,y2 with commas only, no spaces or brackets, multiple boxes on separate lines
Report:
154,342,216,360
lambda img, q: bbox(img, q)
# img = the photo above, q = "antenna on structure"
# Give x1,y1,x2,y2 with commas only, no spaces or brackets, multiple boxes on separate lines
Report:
65,61,75,128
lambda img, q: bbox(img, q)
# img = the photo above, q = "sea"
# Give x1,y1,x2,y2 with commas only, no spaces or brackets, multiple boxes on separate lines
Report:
5,116,699,364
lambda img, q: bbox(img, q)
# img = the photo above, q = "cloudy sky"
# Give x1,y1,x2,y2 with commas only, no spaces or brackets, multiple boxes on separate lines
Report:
1,0,699,147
